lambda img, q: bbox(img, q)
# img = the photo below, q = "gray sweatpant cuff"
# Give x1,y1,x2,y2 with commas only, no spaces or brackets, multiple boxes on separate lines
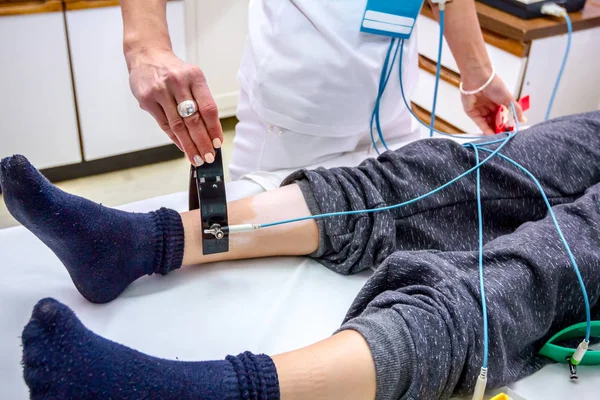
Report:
337,308,415,400
281,170,327,258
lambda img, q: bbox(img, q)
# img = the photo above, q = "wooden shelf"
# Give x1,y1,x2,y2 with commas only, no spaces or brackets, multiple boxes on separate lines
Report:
63,0,118,11
63,0,176,11
476,0,600,42
411,103,464,135
0,1,62,16
421,5,528,57
423,1,600,49
418,55,461,88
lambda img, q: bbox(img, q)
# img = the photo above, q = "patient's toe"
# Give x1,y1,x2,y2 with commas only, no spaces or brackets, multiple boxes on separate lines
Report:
31,298,78,329
22,299,85,398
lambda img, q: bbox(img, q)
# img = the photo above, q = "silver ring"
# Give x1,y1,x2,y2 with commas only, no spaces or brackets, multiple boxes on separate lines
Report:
177,100,198,118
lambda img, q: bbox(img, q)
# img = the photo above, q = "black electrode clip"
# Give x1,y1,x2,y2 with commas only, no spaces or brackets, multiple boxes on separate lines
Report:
188,148,229,255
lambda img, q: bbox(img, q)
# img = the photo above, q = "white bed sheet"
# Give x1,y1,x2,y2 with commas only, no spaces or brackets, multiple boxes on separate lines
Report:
0,182,598,399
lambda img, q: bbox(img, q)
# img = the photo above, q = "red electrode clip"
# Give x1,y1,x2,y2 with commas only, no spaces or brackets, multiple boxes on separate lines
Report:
495,95,530,134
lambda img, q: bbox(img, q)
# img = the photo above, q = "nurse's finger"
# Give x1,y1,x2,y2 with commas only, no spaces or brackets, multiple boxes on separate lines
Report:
512,101,526,124
170,86,215,164
472,115,495,135
190,76,223,149
142,102,184,152
158,96,203,166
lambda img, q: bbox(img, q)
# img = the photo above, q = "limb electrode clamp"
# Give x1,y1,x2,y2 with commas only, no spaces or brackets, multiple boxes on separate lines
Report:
188,149,230,255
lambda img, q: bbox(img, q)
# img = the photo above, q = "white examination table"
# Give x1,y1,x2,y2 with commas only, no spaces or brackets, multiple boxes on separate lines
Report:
1,182,598,399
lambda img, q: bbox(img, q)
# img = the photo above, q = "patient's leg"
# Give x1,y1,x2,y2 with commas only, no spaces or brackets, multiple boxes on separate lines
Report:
336,182,600,399
289,111,600,274
181,184,318,265
22,298,376,400
0,155,318,304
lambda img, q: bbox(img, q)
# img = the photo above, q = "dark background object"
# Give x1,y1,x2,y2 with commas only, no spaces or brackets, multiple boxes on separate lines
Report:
478,0,587,19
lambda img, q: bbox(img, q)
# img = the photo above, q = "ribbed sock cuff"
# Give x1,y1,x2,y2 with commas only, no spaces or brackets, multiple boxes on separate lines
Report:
150,208,185,275
226,352,280,400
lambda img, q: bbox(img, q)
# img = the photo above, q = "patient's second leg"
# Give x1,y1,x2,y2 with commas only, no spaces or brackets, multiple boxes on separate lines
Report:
0,155,184,304
23,298,375,400
22,298,280,400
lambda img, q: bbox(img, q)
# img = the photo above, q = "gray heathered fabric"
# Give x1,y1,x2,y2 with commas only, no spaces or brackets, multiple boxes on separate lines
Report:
282,112,600,400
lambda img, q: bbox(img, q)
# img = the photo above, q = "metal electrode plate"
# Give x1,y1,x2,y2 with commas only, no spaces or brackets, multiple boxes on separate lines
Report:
189,149,229,255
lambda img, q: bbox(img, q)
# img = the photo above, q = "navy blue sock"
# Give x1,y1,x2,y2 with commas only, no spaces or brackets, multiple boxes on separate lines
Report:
0,155,184,303
22,298,280,400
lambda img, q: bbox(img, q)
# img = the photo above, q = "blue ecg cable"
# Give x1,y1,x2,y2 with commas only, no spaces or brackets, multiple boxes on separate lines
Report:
477,147,592,343
249,8,589,374
308,4,588,384
259,105,519,230
430,9,445,137
467,143,489,369
398,40,492,140
370,38,401,154
545,13,572,121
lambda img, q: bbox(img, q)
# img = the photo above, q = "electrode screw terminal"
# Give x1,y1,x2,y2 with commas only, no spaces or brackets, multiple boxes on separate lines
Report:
568,357,578,380
205,224,225,240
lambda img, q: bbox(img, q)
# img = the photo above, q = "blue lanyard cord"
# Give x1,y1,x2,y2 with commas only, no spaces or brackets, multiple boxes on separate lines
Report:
260,108,518,230
477,147,592,342
375,19,519,147
371,38,401,154
467,143,489,369
545,13,572,121
369,109,382,155
430,9,445,137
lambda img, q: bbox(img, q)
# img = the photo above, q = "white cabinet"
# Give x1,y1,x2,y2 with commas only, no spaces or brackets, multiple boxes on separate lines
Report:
0,11,81,169
184,0,248,118
523,27,600,122
66,1,186,161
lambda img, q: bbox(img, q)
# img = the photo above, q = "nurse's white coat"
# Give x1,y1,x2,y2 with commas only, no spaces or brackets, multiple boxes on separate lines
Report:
230,0,421,180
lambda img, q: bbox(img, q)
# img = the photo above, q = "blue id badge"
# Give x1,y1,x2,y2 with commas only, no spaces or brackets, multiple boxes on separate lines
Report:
361,0,425,39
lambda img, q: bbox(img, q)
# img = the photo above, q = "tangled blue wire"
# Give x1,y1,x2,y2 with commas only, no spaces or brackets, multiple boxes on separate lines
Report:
262,11,589,373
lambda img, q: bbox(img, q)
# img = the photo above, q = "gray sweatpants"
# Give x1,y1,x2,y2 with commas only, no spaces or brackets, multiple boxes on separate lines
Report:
282,112,600,400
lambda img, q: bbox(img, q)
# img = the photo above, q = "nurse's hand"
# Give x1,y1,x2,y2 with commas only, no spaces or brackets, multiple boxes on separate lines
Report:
127,48,223,166
461,75,526,135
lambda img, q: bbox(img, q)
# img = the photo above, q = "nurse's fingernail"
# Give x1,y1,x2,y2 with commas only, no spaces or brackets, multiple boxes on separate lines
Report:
523,117,528,123
194,155,204,166
213,138,222,149
204,153,215,164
